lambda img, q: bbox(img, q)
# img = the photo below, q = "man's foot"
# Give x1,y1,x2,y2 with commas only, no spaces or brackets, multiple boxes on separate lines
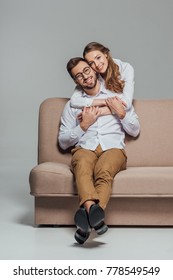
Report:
88,204,108,235
74,208,91,244
74,229,90,244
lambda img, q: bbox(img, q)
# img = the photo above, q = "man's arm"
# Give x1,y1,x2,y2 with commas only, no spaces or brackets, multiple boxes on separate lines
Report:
58,102,101,150
58,101,85,150
106,96,140,137
120,109,140,137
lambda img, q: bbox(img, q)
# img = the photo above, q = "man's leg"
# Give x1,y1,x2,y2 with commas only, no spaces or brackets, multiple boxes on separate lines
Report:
94,147,127,209
71,146,108,241
71,146,99,206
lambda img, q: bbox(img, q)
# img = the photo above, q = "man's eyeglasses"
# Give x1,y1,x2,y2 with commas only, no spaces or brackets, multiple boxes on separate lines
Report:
74,66,91,81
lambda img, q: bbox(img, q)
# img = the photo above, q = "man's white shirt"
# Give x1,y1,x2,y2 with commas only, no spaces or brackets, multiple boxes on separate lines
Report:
59,79,140,151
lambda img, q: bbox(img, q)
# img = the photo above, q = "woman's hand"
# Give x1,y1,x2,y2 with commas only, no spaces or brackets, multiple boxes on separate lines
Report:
105,96,126,119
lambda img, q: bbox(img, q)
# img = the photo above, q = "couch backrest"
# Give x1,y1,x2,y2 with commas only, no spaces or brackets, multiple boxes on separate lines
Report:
38,98,173,167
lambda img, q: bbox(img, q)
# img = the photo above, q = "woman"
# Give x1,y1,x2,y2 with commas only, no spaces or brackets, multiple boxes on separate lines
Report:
70,42,135,111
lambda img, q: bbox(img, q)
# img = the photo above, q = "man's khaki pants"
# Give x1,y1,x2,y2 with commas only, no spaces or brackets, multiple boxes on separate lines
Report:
71,145,127,209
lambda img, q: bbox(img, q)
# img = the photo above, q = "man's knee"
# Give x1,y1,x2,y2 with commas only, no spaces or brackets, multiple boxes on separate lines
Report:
72,156,91,170
72,150,97,173
94,161,120,180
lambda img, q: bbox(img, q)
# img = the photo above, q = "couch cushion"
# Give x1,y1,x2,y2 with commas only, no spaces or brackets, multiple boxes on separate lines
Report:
30,162,75,196
30,163,173,197
112,166,173,196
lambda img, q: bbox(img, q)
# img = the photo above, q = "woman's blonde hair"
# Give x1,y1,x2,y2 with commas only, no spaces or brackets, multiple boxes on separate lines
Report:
83,42,125,93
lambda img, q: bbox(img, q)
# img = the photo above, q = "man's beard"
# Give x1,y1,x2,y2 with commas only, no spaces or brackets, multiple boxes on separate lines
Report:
82,76,97,90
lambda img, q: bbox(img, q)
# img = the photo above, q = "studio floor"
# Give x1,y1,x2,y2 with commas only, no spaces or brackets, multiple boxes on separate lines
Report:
1,160,173,260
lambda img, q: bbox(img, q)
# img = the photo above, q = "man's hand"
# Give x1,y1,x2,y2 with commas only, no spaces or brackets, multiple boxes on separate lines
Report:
80,106,101,131
105,96,126,119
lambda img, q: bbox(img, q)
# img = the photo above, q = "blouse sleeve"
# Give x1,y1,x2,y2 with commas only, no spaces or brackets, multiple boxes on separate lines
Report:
70,86,93,108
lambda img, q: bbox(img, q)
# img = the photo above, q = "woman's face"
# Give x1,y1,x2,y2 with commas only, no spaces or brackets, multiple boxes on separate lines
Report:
84,50,108,74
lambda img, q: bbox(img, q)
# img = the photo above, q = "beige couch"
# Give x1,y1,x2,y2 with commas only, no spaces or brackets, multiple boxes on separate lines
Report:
29,98,173,226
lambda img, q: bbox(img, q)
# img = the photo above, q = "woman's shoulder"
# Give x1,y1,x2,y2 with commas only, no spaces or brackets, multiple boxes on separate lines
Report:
113,58,122,65
113,58,134,73
113,58,129,66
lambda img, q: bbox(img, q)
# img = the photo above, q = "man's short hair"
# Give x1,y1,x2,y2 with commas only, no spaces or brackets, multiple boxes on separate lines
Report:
66,57,86,79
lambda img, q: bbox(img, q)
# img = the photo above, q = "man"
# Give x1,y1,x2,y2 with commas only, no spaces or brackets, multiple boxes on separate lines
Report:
58,57,140,244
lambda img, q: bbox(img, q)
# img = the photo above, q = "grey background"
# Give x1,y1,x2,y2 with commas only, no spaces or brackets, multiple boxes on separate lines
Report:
1,0,173,260
1,0,173,166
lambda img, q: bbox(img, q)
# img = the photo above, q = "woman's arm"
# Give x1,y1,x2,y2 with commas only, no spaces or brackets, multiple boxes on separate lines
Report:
77,106,112,122
114,59,135,110
70,87,107,108
70,88,93,108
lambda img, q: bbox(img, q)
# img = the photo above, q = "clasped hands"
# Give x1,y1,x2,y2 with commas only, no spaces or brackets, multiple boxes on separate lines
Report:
105,96,126,119
78,96,126,131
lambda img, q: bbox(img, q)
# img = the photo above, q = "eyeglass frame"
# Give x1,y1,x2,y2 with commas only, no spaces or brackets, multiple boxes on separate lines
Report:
73,66,91,81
